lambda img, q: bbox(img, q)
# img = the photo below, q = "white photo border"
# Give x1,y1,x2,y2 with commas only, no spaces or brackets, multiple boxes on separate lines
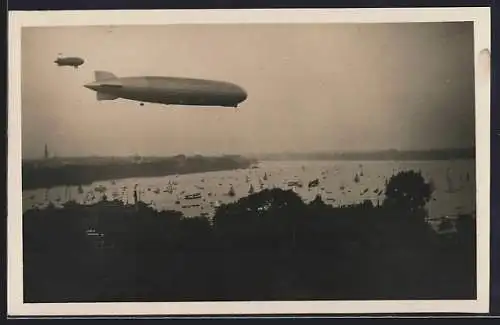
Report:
7,7,491,316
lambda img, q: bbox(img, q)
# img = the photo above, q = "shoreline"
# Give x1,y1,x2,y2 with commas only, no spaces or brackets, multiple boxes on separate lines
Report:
22,155,257,191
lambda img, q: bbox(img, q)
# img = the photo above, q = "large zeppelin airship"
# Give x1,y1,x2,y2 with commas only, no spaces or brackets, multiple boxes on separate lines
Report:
84,71,248,107
54,56,85,68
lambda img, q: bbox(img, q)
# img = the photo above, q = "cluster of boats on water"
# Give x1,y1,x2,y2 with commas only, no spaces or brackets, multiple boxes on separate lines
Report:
24,163,474,228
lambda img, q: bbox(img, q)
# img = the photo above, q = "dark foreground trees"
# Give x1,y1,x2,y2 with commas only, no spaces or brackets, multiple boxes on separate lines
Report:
23,171,476,302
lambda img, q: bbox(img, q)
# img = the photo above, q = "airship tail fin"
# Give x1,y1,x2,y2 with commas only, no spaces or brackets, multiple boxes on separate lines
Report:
95,70,117,81
96,91,119,101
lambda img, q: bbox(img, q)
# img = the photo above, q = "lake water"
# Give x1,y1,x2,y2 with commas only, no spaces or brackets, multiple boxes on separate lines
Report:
22,160,476,221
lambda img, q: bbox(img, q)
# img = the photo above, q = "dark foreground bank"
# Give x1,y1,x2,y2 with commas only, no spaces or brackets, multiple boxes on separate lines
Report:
23,170,476,302
22,155,257,190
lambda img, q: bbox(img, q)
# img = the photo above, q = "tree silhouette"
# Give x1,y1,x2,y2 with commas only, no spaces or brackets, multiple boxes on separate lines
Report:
23,170,475,302
213,189,307,249
383,170,433,215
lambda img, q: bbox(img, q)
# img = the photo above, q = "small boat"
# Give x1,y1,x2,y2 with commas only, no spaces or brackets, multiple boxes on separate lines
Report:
184,193,202,200
308,179,320,188
263,173,268,181
248,184,255,194
287,180,303,187
182,204,201,208
354,174,360,183
95,185,107,193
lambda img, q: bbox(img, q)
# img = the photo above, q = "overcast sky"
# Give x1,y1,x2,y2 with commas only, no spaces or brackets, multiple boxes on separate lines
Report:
21,22,475,159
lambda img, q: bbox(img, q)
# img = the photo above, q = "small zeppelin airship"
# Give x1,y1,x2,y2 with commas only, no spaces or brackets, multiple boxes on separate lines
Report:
54,56,85,68
84,71,248,107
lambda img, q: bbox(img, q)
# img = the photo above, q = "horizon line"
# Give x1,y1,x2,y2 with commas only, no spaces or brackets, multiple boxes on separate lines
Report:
22,147,476,160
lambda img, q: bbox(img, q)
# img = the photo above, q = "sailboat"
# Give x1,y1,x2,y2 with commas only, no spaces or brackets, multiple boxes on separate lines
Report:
228,185,236,197
445,168,456,193
164,183,174,194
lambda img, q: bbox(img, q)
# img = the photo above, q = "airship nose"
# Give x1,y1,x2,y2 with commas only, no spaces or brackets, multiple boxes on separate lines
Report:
238,87,248,101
